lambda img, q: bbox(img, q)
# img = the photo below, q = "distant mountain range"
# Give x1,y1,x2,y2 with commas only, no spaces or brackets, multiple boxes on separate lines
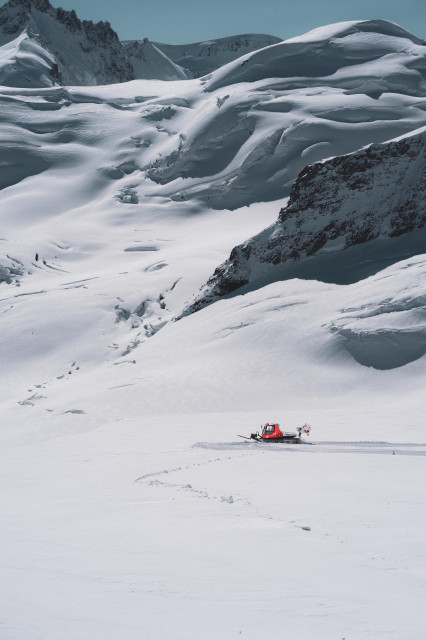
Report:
0,0,281,85
145,35,282,78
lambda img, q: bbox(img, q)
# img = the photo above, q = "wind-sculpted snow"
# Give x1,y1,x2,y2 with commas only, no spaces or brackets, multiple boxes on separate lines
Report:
183,127,426,317
0,0,137,86
328,287,426,369
206,20,425,93
1,16,426,209
137,20,426,209
0,30,57,87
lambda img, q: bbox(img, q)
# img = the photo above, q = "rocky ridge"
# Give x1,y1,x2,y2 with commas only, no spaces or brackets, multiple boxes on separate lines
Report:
182,126,426,316
0,0,135,85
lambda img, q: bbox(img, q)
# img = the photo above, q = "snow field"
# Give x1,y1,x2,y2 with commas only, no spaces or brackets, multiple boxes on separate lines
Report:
1,413,425,639
0,17,426,639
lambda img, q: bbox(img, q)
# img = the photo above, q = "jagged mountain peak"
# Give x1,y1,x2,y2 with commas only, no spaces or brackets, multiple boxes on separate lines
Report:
4,0,51,9
0,0,185,85
0,0,120,42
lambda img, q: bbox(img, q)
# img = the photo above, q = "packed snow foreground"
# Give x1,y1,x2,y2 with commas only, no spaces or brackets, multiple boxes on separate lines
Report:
0,5,426,638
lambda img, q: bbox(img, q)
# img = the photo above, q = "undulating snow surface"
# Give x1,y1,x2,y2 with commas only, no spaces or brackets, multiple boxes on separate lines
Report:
1,14,426,640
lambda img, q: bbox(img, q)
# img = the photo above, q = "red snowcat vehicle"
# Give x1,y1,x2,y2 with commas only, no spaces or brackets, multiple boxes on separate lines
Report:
238,423,311,443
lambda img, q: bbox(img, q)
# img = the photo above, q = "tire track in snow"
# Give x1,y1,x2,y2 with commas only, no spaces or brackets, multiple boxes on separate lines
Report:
135,450,312,531
194,441,426,456
135,450,261,505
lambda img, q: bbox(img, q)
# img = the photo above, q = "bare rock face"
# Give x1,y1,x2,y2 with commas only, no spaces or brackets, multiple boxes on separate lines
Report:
182,127,426,316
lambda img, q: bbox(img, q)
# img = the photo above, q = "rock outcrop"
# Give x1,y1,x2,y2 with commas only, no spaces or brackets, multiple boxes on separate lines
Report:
182,126,426,315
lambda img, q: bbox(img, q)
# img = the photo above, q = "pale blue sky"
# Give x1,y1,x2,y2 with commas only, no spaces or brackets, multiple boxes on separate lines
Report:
2,0,425,43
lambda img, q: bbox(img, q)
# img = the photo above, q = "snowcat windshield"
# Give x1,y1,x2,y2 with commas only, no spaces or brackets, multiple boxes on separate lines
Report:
262,425,276,434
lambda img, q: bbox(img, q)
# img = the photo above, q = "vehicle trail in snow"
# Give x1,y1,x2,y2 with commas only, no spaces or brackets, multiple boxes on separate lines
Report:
135,448,313,531
135,449,259,483
194,441,426,456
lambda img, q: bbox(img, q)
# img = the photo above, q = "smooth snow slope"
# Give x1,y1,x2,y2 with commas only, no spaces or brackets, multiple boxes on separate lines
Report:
0,17,426,640
152,34,283,77
123,40,190,81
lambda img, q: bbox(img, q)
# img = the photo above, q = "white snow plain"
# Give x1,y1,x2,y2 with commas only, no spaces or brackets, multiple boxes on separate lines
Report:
0,18,426,640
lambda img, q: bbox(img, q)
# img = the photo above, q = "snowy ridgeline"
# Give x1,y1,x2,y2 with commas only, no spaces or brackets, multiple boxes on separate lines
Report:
0,0,281,85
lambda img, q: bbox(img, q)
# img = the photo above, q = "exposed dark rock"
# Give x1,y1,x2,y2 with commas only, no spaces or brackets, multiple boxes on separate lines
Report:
182,127,426,316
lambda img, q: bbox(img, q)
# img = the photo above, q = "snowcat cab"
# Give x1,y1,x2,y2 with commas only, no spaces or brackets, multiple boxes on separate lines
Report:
260,423,283,439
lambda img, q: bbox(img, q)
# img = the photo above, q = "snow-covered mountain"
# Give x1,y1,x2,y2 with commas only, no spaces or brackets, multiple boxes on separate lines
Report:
122,39,190,81
0,0,190,85
0,0,136,85
151,34,282,77
139,19,426,209
183,126,426,315
206,20,425,92
0,0,280,85
1,14,426,640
